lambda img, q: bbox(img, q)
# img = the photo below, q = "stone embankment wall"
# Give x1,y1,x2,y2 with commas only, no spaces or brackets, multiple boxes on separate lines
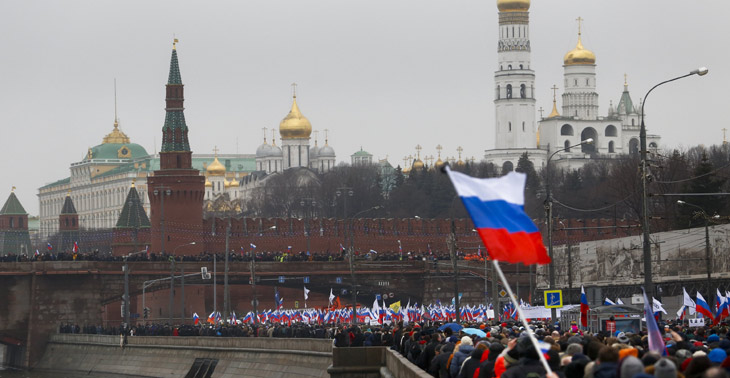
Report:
35,334,332,378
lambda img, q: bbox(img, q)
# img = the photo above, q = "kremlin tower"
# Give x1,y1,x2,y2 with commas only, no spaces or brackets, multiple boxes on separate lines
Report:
147,40,205,256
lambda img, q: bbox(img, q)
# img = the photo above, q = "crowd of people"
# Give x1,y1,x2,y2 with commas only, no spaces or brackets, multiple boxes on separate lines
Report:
1,248,464,263
59,319,730,377
384,320,730,378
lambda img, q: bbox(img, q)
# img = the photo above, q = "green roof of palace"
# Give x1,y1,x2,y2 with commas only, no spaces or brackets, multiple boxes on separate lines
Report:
40,177,71,190
0,192,28,215
39,155,257,190
116,187,150,229
84,143,149,161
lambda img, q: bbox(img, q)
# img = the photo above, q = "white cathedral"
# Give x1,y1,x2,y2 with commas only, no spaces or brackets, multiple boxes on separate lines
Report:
484,0,660,171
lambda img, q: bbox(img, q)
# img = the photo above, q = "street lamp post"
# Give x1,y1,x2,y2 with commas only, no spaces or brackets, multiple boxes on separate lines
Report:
545,138,593,320
677,200,717,309
300,198,316,254
123,248,149,327
170,241,195,324
640,67,708,301
347,205,381,323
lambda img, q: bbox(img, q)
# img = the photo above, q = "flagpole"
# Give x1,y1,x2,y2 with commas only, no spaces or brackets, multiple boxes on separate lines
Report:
492,259,552,374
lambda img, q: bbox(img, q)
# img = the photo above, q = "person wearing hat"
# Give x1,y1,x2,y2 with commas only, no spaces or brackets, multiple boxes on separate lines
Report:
708,348,727,365
616,332,630,344
450,336,475,378
501,336,547,378
650,358,679,378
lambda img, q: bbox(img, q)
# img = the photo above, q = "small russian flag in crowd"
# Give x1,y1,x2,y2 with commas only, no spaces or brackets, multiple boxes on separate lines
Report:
47,243,53,251
445,168,550,265
192,312,200,325
72,241,79,253
250,243,257,249
580,285,589,327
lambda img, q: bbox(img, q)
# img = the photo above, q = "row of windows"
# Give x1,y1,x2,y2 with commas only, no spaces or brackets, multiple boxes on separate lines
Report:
565,78,593,87
502,25,528,39
500,64,527,71
505,121,527,132
561,124,617,137
497,84,532,99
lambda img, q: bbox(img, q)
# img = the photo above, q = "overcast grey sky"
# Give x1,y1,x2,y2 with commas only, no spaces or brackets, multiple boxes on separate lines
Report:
1,0,727,215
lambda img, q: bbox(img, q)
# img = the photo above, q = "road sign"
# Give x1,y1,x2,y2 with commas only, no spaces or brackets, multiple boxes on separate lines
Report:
278,276,285,283
336,277,342,284
499,290,507,297
544,290,563,309
303,276,310,284
295,301,299,309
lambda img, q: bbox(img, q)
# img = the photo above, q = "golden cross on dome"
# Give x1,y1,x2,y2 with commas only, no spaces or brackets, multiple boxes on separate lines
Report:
415,144,422,159
324,129,330,144
538,107,544,118
271,129,277,145
576,16,584,36
314,130,319,145
551,85,559,101
291,82,298,98
436,144,443,158
173,36,179,50
403,156,408,167
457,146,463,160
212,146,220,156
261,127,268,143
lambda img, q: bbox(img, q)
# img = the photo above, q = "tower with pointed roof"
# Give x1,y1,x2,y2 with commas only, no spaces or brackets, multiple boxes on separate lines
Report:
0,188,31,255
59,192,79,252
146,40,204,256
113,184,151,256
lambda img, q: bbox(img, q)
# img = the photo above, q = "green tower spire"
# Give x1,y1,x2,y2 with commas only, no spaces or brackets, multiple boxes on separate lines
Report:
160,38,191,157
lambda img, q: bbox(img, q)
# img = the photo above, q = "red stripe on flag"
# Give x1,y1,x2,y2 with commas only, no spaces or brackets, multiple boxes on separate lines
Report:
476,228,550,265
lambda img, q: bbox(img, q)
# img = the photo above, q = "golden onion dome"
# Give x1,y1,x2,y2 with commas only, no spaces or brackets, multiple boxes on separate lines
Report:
279,96,312,139
224,179,232,188
456,159,465,167
230,178,240,187
206,156,226,176
497,0,530,12
434,158,445,168
205,179,213,188
413,159,425,170
564,38,596,66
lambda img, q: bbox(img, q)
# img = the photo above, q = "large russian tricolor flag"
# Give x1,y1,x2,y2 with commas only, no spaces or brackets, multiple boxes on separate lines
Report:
696,292,715,323
446,168,550,265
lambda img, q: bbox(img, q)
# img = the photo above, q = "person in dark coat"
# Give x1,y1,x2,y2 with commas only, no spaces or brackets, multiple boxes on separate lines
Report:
450,336,476,378
592,347,619,378
501,336,547,378
478,343,504,378
429,343,455,378
458,347,484,378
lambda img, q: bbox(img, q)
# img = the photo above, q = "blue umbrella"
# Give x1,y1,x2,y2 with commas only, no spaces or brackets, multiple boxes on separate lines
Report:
438,323,463,332
462,328,487,338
